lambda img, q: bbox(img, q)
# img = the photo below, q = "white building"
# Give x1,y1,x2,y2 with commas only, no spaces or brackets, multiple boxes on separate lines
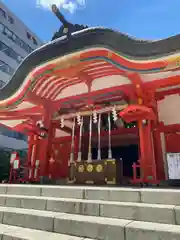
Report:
0,1,42,87
0,1,43,150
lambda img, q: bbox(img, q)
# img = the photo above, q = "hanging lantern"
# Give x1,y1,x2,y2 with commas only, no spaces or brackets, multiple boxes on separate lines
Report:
60,118,64,128
77,113,81,125
112,106,117,122
93,110,98,124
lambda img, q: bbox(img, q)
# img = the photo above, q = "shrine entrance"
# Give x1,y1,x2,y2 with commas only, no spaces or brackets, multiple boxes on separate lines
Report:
112,144,139,180
91,134,139,184
24,103,159,185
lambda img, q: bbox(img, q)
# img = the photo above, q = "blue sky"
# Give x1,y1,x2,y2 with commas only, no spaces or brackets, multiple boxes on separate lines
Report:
2,0,180,42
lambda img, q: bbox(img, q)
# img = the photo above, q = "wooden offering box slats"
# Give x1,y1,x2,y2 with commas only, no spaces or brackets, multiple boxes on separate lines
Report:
74,159,123,185
75,160,106,184
105,159,123,185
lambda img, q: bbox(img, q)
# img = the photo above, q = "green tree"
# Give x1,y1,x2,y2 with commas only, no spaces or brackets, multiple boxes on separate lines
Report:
0,150,10,182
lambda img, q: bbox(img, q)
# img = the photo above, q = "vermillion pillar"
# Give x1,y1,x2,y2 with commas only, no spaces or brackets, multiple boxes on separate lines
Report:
32,108,54,178
153,129,165,180
138,119,157,182
27,134,35,167
38,122,55,177
27,134,38,181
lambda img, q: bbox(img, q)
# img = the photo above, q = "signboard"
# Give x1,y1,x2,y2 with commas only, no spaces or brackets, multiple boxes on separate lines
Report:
10,152,17,164
10,152,20,170
167,152,180,179
13,160,20,170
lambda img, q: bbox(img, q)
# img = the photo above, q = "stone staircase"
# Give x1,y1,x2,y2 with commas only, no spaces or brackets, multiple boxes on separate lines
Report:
0,185,180,239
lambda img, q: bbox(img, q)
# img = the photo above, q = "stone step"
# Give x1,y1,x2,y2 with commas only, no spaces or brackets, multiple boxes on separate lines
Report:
0,185,140,202
1,184,180,205
0,223,92,240
0,208,180,240
0,206,131,240
0,194,178,225
126,221,180,240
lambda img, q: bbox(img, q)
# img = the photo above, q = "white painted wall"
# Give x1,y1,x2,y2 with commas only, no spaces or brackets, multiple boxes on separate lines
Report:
55,75,131,100
91,75,131,91
157,94,180,125
55,129,70,137
55,83,88,100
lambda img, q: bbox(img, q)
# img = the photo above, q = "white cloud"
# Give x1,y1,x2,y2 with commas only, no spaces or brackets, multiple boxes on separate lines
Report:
76,0,85,6
36,0,85,14
62,2,77,13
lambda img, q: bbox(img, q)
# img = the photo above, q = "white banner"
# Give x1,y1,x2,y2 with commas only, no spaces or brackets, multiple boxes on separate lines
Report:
167,153,180,179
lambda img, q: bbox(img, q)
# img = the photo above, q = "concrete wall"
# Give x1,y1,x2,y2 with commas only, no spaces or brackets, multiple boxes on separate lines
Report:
0,2,42,50
157,94,180,126
0,1,43,85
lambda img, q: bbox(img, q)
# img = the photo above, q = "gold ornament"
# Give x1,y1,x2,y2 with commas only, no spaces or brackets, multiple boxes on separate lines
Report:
78,165,84,172
96,164,103,172
87,164,93,172
165,56,180,70
175,57,180,67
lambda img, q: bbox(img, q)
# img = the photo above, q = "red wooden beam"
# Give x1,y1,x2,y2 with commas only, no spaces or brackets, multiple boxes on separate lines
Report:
155,87,180,100
158,122,180,133
82,126,138,138
26,92,49,106
145,75,180,91
52,84,134,111
53,123,72,134
53,136,72,143
0,106,42,117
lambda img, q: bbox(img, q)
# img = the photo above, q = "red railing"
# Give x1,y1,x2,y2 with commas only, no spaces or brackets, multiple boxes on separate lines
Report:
131,160,159,185
9,163,40,183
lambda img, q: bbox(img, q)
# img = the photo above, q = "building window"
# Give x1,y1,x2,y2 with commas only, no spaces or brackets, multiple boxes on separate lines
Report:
0,41,23,64
27,32,38,45
26,32,31,39
0,23,4,32
0,41,7,52
0,80,5,89
8,15,14,24
32,37,37,45
4,27,13,40
17,55,23,63
19,39,24,48
0,8,6,19
0,23,33,54
0,60,14,75
12,34,17,42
